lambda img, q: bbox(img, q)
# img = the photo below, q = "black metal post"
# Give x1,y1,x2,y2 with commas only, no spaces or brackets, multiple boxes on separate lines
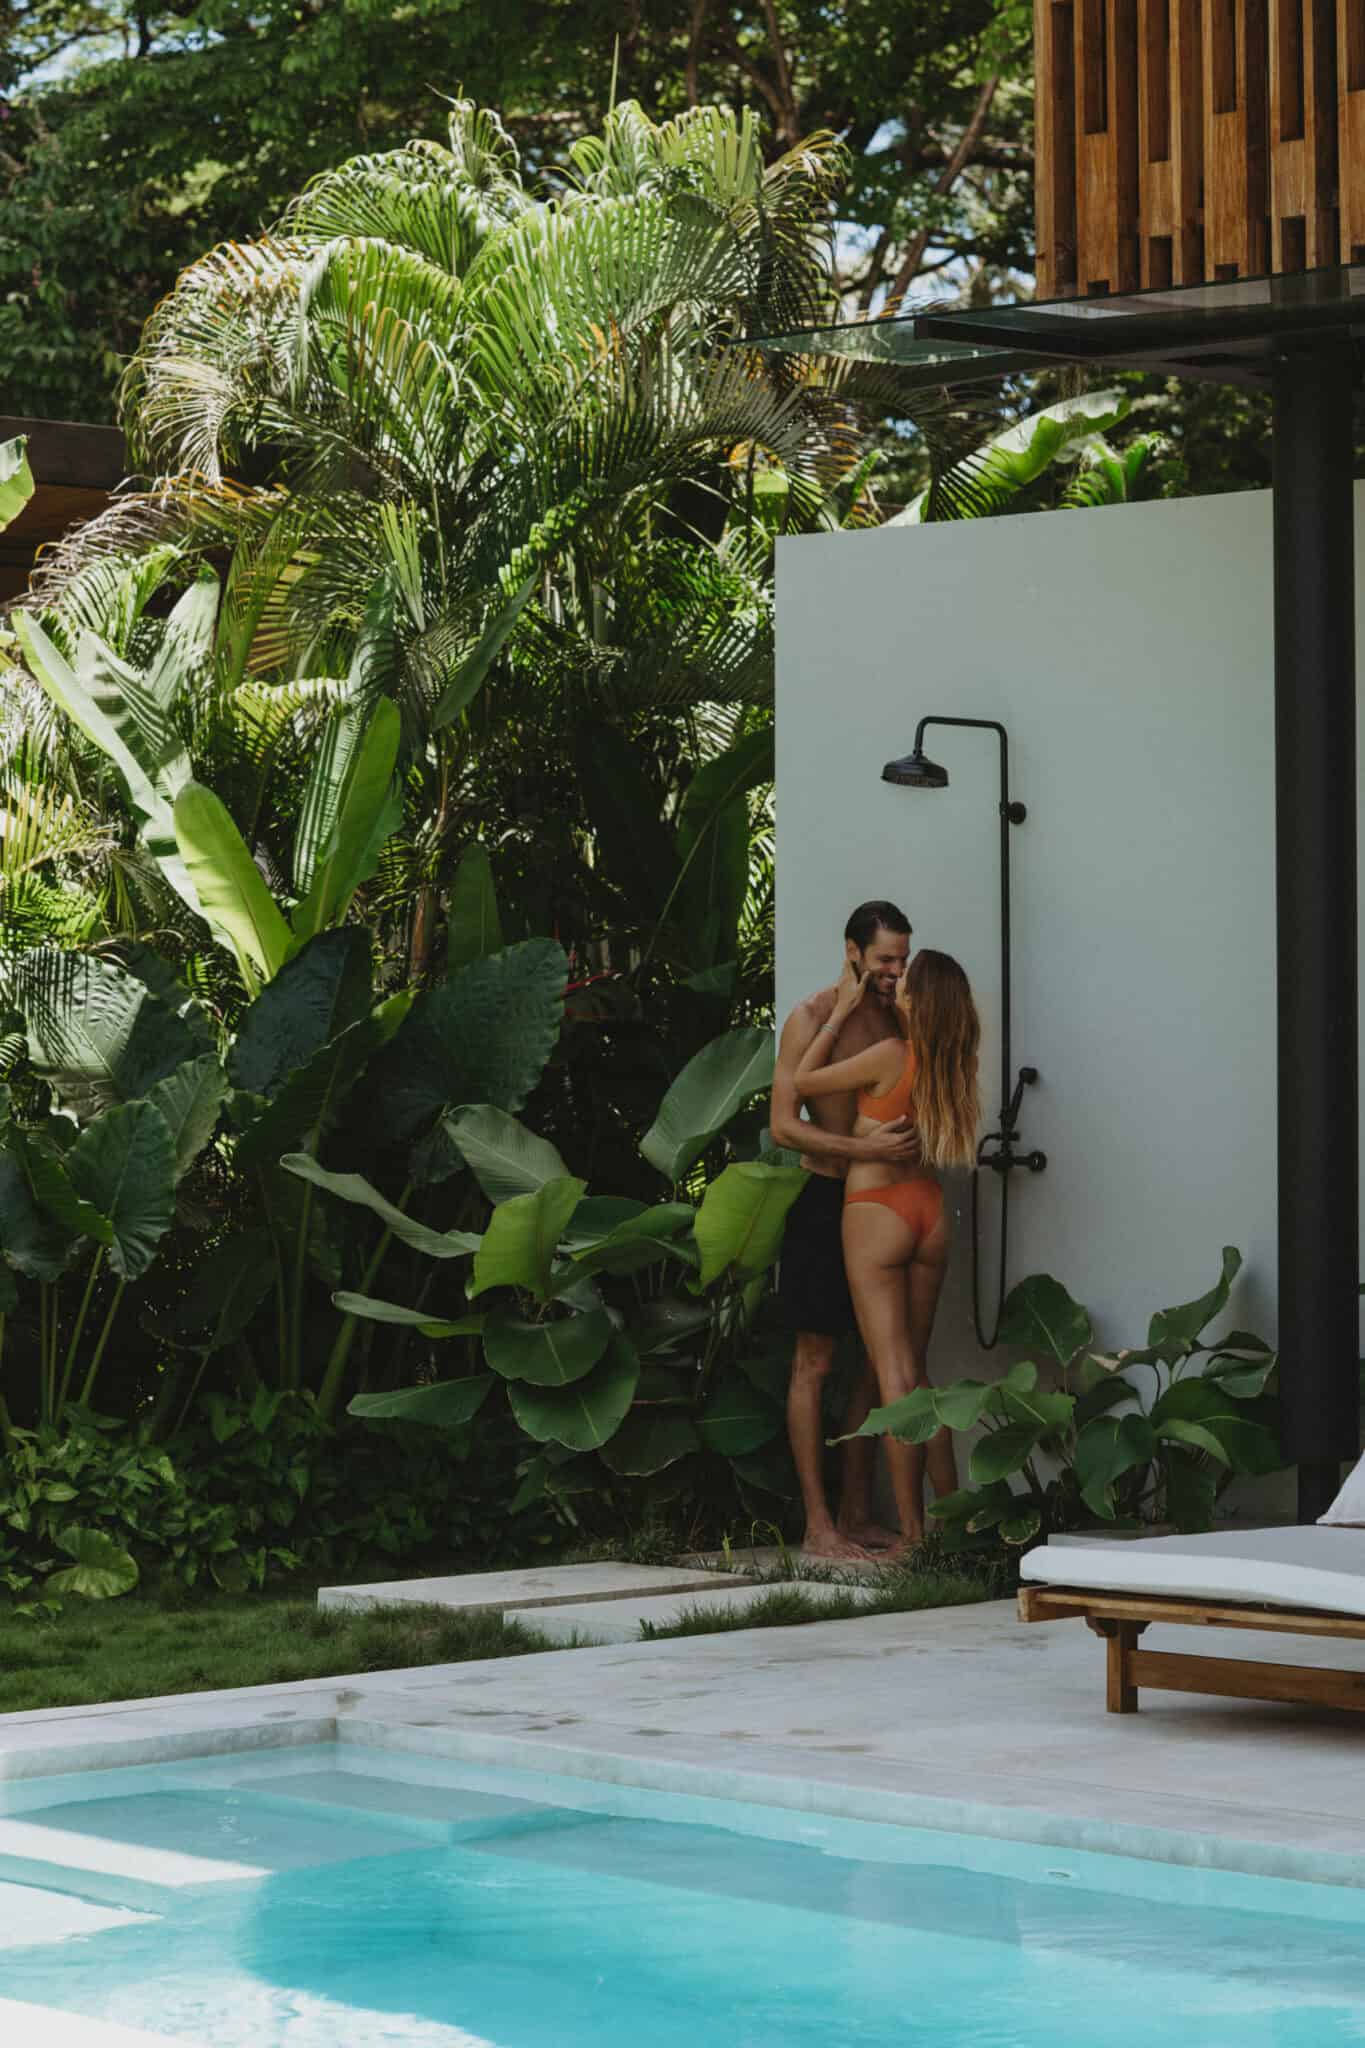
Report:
1272,341,1359,1523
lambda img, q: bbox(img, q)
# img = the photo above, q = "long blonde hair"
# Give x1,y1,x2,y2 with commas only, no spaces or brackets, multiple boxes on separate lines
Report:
901,950,981,1169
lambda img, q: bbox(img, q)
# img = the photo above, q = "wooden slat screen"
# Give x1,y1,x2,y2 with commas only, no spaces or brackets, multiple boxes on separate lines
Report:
1343,0,1365,260
1036,0,1363,293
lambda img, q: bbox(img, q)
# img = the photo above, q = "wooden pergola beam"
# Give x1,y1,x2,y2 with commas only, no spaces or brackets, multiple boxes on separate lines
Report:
0,414,127,604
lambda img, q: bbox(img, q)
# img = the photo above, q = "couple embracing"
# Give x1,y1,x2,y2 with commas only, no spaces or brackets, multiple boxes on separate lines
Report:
770,901,980,1561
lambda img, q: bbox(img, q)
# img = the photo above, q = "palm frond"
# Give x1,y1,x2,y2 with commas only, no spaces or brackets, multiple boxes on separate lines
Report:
36,545,184,654
0,780,108,884
285,153,491,275
0,777,112,956
121,238,310,477
464,193,747,425
437,98,529,219
23,480,287,615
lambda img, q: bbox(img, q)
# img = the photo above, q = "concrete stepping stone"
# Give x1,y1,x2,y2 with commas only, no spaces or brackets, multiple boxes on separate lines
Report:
317,1561,751,1618
685,1543,895,1580
525,1579,880,1646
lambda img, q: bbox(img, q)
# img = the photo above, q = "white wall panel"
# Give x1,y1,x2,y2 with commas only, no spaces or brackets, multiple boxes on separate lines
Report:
775,487,1365,1499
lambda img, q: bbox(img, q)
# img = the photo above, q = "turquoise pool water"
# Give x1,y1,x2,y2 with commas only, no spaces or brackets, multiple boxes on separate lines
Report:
2,1742,1364,2045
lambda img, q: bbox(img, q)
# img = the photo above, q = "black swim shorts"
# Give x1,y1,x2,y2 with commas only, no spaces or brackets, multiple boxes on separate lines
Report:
775,1173,857,1337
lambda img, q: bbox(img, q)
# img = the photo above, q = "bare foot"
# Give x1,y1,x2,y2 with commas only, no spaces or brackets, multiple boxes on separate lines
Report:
839,1521,902,1552
872,1531,925,1565
801,1529,874,1562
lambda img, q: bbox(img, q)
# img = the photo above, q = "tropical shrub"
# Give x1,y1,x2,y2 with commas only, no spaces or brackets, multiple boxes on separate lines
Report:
0,923,576,1425
0,981,228,1441
0,1392,543,1616
0,885,801,1536
316,1025,806,1524
854,1247,1282,1546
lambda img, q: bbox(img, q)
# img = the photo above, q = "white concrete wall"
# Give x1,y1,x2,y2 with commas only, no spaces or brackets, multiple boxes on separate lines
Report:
775,487,1365,1456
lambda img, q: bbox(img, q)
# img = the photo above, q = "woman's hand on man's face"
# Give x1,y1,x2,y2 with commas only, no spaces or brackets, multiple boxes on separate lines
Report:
835,958,869,1017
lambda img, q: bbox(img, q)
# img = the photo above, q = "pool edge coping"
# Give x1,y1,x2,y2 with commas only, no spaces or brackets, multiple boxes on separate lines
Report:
336,1716,1365,1893
2,1703,1364,1896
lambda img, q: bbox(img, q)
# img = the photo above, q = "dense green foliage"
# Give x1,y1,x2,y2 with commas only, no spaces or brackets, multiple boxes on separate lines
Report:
0,103,871,1609
8,101,859,1059
0,877,811,1594
4,0,1033,422
0,1393,532,1613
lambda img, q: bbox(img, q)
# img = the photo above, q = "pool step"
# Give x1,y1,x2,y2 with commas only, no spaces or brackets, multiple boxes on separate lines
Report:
0,1788,429,1887
0,2001,207,2047
0,1774,609,1907
0,1874,158,1944
232,1769,604,1846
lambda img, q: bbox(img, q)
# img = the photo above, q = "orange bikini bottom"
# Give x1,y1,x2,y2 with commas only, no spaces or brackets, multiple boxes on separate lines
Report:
844,1179,944,1238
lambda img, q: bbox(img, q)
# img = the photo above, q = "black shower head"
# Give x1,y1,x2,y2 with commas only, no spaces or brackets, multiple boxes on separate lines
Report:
881,748,949,789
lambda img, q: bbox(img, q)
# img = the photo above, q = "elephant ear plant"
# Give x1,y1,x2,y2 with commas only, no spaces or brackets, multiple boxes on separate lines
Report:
0,949,229,1443
852,1247,1281,1548
285,1024,808,1519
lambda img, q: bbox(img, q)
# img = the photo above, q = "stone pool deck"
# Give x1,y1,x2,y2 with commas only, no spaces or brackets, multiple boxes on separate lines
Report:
3,1597,1365,1888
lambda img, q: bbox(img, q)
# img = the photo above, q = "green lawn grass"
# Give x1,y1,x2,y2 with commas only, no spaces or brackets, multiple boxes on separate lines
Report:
639,1568,998,1639
0,1554,1006,1717
0,1582,558,1716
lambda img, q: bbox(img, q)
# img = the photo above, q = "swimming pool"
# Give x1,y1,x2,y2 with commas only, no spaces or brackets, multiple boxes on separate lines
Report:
2,1741,1364,2045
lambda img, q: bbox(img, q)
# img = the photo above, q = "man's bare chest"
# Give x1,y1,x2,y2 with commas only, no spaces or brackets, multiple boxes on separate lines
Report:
832,1013,899,1060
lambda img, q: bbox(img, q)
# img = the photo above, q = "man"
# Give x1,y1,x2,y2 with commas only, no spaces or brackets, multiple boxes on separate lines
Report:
770,900,922,1560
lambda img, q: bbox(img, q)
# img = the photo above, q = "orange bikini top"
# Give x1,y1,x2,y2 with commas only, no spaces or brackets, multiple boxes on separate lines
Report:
857,1042,916,1124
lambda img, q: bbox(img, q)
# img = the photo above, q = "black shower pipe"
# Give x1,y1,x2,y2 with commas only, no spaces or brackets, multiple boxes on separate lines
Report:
903,715,1026,1143
885,715,1043,1349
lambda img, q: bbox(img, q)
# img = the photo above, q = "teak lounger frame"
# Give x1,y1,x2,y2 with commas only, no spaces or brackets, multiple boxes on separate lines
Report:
1018,1584,1365,1714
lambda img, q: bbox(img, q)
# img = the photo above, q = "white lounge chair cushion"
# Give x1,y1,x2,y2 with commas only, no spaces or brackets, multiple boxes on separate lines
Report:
1020,1525,1365,1618
1318,1452,1365,1528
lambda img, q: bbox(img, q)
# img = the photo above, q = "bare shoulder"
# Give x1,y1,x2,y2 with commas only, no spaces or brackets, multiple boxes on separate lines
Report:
787,986,839,1032
778,986,838,1058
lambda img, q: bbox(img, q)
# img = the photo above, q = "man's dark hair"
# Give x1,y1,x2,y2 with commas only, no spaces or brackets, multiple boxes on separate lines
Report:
844,900,912,949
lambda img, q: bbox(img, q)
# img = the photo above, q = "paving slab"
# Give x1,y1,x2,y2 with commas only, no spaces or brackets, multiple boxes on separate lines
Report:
684,1544,895,1580
316,1561,751,1616
526,1579,880,1645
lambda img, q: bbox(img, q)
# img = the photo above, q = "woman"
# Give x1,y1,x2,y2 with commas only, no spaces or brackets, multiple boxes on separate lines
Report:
795,949,981,1550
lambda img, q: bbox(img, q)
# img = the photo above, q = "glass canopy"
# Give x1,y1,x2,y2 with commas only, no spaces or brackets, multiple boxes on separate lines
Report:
745,321,1051,392
747,263,1365,391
